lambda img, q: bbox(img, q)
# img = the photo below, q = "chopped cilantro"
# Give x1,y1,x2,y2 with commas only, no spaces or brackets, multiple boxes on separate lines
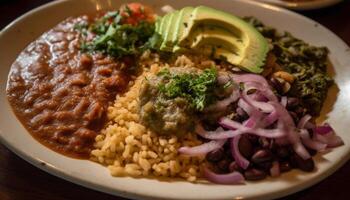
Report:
77,11,155,58
157,68,218,111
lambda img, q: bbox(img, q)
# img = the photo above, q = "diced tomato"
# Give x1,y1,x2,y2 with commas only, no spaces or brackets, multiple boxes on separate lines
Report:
120,3,155,25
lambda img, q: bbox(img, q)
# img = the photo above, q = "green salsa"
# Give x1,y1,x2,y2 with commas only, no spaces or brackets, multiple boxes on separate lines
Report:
139,67,221,136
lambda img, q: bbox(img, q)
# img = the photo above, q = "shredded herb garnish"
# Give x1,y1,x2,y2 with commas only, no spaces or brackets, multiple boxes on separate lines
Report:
77,11,155,58
157,68,218,111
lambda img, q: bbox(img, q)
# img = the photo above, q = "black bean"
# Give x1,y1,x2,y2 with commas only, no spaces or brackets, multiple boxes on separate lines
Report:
239,135,254,159
269,139,276,149
217,159,230,173
307,147,317,156
251,149,273,164
294,106,307,118
276,147,290,159
290,154,315,172
289,154,299,168
223,142,233,159
224,147,233,159
247,134,259,145
287,97,300,109
244,168,267,181
255,161,272,172
228,161,243,173
299,158,315,172
206,148,224,163
280,161,292,172
232,114,242,123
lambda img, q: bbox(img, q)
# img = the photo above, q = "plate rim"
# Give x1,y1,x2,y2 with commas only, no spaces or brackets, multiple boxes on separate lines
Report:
253,0,343,10
0,0,350,200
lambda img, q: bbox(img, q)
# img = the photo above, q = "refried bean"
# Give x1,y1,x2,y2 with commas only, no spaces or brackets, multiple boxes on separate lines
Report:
6,15,131,158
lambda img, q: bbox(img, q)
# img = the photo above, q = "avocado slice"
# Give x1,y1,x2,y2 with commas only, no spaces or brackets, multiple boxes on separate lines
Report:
190,26,242,52
154,6,268,73
178,6,268,73
196,43,242,65
155,17,162,33
171,7,194,52
160,11,180,51
157,13,172,46
187,26,250,66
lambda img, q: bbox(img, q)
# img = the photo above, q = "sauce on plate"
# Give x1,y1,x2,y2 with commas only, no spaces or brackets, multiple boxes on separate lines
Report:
6,15,131,158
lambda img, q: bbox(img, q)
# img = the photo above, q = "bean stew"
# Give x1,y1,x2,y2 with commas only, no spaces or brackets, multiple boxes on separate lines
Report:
6,15,131,158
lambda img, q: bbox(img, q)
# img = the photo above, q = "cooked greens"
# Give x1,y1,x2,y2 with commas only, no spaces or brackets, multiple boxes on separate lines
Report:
245,17,333,115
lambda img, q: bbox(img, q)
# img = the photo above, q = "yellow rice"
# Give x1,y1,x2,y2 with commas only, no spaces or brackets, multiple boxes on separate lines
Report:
91,54,214,181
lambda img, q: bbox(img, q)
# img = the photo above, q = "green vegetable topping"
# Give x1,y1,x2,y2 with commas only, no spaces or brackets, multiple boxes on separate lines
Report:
77,11,155,58
245,17,333,115
157,68,218,111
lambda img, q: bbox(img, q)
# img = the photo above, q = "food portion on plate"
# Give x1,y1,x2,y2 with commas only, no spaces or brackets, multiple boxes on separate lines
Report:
6,3,344,184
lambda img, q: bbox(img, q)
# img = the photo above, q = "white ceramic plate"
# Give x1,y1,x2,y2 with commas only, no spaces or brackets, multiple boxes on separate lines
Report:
252,0,343,10
1,0,350,200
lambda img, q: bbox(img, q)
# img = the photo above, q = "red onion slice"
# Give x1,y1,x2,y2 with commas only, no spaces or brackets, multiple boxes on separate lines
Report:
297,114,312,129
244,81,278,102
242,109,264,128
270,102,311,160
178,139,227,156
281,96,288,107
179,72,344,185
260,110,279,128
231,136,250,169
238,99,255,116
219,117,285,139
292,142,311,160
313,133,328,144
313,123,344,148
195,124,242,140
299,129,327,151
250,92,268,102
242,89,274,113
204,90,240,112
314,123,334,135
324,135,344,148
203,167,245,184
217,117,242,130
305,122,316,129
314,132,344,148
205,73,240,112
230,74,269,87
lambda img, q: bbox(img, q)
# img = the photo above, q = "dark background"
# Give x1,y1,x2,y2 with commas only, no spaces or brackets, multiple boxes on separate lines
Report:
1,0,350,200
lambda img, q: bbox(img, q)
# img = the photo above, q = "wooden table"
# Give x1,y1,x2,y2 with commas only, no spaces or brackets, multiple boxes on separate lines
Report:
1,1,349,199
